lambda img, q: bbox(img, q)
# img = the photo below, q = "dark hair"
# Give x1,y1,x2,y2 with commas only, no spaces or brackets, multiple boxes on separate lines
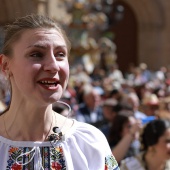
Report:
140,119,170,151
108,110,134,147
2,14,71,56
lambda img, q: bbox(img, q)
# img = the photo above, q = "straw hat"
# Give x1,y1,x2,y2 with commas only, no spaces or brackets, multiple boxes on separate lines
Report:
142,93,159,106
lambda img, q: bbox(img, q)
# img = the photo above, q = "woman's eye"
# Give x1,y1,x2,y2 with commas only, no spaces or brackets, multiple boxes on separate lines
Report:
30,52,43,58
57,52,65,57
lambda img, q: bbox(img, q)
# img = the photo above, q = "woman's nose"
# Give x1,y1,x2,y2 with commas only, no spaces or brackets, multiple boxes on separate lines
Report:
43,54,59,73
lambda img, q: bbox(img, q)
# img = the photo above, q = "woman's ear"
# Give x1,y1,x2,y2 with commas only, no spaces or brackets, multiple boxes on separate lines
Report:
0,54,10,76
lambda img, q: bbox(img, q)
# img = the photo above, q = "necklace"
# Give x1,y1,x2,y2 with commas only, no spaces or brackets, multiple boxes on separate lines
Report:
3,111,54,141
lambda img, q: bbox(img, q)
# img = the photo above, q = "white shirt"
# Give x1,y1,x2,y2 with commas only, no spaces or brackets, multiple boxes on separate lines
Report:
0,120,119,170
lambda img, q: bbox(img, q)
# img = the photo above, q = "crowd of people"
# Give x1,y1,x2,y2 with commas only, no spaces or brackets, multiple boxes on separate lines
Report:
1,56,170,169
57,62,170,169
0,14,170,170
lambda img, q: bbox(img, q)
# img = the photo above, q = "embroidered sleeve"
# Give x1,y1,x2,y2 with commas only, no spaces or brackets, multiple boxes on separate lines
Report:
105,154,120,170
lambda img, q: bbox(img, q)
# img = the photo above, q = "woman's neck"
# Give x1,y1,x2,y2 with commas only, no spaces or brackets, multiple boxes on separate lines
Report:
144,151,166,170
2,102,54,141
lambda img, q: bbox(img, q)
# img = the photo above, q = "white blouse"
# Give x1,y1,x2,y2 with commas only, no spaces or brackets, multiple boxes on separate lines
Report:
0,120,119,170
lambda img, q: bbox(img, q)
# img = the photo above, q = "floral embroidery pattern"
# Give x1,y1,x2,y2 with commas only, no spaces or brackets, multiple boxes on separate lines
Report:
6,147,23,170
6,145,66,170
105,154,120,170
50,146,66,170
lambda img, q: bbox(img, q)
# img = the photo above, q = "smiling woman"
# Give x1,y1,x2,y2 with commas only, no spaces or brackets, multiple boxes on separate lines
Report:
0,14,119,170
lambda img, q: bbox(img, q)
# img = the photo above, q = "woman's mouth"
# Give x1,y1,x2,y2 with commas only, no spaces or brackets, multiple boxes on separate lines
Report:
38,78,59,90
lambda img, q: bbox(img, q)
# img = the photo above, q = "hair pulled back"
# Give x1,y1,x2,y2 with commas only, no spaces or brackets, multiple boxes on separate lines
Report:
140,119,170,151
2,14,71,56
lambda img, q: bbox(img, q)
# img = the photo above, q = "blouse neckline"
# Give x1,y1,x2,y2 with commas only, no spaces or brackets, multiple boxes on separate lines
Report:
0,119,77,147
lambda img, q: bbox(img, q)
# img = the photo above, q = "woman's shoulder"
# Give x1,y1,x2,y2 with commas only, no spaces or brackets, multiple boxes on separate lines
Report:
68,119,107,142
65,119,112,155
120,153,145,170
66,119,120,170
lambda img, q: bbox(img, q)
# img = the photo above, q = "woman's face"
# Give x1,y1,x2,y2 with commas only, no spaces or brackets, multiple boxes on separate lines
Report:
103,106,116,122
121,116,136,137
6,28,69,105
154,128,170,160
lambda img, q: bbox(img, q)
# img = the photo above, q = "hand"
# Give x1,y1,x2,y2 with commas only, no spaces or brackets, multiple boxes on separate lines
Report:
129,119,142,139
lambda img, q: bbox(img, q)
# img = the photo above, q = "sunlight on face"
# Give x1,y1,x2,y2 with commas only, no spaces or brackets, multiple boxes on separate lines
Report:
8,28,69,105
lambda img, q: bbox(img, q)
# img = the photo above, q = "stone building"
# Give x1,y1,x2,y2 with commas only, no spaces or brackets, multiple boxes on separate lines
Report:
0,0,170,73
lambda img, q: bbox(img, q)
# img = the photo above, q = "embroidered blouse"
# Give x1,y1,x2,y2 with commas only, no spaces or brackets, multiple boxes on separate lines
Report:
0,120,119,170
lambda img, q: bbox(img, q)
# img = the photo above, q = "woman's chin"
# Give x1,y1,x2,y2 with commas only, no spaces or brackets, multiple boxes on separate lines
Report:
39,94,62,105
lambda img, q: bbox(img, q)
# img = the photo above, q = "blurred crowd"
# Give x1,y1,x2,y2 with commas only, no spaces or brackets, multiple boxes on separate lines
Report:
1,61,170,169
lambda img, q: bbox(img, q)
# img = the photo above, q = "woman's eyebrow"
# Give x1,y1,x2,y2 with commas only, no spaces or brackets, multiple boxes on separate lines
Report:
27,44,47,49
27,44,67,50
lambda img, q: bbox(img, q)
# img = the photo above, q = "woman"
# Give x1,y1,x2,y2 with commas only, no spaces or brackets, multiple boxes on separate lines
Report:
120,119,170,170
108,110,141,164
0,14,119,170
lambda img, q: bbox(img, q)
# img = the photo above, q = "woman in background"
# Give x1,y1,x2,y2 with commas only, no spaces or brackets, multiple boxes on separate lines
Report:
120,119,170,170
108,111,141,164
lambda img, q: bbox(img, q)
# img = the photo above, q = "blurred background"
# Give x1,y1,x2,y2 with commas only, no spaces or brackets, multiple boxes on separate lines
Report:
1,1,170,166
0,0,169,72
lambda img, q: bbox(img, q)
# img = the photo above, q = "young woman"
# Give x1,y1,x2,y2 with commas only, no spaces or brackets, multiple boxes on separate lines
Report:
120,119,170,170
108,110,141,164
0,14,119,170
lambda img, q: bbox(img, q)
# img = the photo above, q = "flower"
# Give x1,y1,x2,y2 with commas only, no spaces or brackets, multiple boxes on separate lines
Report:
105,165,108,170
9,147,19,154
52,162,62,170
11,163,22,170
